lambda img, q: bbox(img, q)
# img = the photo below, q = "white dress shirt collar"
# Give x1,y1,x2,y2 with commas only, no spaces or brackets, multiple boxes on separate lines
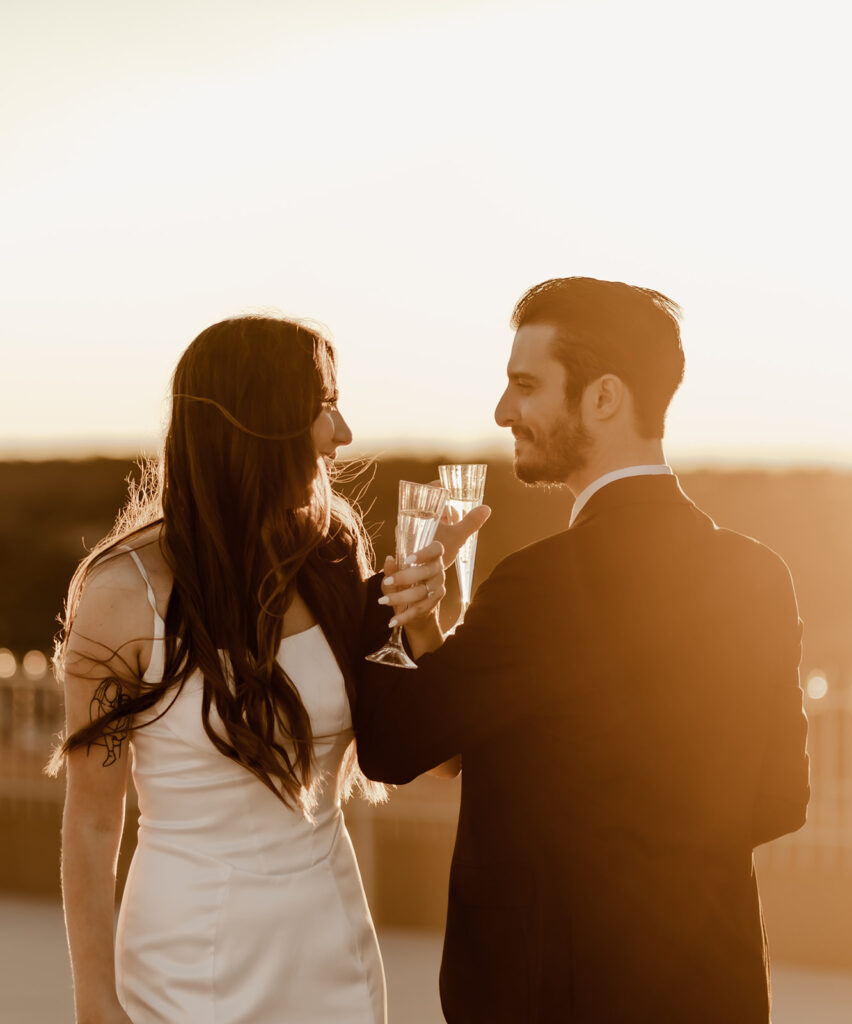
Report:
568,464,673,527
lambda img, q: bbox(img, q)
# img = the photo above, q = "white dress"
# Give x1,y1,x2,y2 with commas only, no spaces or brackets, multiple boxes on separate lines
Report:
114,549,386,1023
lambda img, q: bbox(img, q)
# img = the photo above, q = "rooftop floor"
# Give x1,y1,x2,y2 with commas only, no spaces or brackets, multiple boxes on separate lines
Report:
2,895,850,1023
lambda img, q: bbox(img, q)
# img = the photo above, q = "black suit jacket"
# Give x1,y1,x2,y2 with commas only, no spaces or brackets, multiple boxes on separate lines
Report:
354,475,810,1023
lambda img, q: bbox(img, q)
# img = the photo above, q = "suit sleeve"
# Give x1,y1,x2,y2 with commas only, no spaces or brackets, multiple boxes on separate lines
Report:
353,552,547,783
751,552,810,847
358,572,396,658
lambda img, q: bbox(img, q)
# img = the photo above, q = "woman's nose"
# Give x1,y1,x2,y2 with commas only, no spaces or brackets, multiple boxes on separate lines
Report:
334,410,353,447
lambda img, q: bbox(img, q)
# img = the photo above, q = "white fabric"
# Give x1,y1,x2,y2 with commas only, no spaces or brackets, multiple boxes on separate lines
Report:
114,554,386,1024
568,464,673,527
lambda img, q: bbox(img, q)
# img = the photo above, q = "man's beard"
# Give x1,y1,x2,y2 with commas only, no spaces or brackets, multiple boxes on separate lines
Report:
513,407,592,485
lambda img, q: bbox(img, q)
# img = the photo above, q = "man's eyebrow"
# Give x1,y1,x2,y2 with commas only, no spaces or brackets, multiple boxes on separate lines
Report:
507,370,541,382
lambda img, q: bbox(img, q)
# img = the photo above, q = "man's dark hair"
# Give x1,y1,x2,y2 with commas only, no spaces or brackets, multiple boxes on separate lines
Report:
510,277,684,438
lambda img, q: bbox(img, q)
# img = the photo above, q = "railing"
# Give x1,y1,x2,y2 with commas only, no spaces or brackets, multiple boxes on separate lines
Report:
759,689,852,870
0,666,64,804
2,665,850,863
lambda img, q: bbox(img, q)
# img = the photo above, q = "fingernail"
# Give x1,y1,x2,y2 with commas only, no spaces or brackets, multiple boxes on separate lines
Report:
384,576,394,587
378,596,390,606
404,554,417,565
388,617,398,627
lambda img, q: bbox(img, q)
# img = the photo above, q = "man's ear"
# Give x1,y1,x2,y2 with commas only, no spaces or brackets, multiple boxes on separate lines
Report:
586,374,625,422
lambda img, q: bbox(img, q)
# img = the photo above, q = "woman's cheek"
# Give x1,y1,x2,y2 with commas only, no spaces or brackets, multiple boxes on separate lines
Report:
311,411,334,450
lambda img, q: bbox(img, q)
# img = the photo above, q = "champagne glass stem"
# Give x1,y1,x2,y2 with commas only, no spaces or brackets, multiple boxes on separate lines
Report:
388,622,405,652
365,479,449,669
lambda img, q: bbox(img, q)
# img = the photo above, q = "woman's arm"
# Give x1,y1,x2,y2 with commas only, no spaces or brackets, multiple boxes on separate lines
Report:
59,561,147,1023
63,755,133,1024
355,548,540,784
372,506,489,780
426,754,462,779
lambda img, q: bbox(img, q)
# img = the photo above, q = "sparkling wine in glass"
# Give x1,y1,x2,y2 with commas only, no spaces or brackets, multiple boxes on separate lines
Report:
438,463,487,634
366,480,449,669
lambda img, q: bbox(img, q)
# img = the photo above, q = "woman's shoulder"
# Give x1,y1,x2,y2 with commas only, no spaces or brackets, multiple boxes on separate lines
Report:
115,523,171,581
99,524,171,592
67,551,159,682
78,527,172,643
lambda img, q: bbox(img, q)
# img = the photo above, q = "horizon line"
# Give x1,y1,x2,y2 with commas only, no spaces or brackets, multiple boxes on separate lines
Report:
1,441,852,473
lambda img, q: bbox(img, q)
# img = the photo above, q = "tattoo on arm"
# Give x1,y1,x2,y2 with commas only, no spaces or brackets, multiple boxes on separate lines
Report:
89,679,132,767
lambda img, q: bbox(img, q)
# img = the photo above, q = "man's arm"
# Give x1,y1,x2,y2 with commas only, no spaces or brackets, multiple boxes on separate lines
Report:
751,553,810,847
354,550,549,783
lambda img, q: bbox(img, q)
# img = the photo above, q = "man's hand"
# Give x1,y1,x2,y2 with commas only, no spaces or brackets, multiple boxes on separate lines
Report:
377,502,491,626
435,503,491,569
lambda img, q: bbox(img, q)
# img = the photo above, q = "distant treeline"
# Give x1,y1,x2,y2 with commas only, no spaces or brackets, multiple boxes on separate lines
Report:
1,458,850,676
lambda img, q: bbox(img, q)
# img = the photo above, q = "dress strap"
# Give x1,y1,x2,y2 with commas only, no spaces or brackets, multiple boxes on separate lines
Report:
119,545,166,643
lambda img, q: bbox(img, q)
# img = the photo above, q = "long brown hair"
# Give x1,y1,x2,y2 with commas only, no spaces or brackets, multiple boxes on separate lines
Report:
50,315,382,810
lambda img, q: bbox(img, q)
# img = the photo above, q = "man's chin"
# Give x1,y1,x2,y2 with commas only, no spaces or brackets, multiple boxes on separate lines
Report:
513,448,581,487
513,454,560,486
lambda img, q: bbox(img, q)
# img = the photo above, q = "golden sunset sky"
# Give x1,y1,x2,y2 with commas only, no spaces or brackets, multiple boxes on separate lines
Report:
2,0,850,464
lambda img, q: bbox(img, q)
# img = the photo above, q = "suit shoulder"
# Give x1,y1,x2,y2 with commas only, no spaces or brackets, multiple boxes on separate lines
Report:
711,525,795,591
484,530,573,583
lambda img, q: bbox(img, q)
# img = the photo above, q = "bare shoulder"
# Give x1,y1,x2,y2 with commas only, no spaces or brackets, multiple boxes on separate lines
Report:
120,523,173,607
68,534,168,683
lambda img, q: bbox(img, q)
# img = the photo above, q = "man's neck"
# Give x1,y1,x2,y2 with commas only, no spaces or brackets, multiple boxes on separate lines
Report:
565,439,667,497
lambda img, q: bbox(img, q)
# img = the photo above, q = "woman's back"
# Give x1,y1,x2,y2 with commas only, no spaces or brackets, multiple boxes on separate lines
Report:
113,537,386,1023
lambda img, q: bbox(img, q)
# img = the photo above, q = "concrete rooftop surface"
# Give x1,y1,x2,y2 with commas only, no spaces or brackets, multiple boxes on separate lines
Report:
2,895,851,1023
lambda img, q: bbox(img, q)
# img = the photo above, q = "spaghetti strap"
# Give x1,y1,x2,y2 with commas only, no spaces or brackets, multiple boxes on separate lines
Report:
118,545,166,684
119,545,166,644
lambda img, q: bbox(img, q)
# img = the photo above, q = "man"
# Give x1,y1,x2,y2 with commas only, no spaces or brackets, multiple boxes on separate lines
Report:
355,277,809,1023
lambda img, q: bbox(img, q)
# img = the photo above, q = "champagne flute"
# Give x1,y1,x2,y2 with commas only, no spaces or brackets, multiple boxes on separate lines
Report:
366,479,449,669
438,463,487,634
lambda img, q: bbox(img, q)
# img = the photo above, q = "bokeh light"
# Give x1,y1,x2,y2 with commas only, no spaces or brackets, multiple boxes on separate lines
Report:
806,670,828,701
22,650,49,679
0,648,17,679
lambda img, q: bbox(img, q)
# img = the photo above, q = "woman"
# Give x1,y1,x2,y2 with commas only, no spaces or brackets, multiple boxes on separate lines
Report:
50,315,480,1024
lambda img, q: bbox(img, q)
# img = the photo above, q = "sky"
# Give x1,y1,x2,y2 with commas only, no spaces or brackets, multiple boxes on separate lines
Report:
2,0,850,465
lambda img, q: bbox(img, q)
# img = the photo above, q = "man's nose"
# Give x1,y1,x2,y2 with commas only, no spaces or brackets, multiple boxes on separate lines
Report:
494,388,514,428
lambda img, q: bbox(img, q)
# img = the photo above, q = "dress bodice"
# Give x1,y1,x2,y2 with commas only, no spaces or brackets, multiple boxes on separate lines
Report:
130,624,354,874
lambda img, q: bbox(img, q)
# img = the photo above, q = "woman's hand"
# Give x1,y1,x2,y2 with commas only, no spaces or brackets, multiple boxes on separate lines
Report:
376,501,491,659
378,540,446,631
